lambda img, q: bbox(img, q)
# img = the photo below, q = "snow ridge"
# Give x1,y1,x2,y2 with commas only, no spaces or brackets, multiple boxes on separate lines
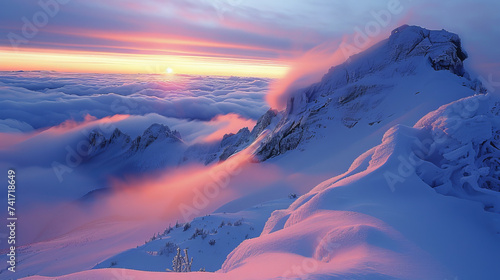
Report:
221,94,500,280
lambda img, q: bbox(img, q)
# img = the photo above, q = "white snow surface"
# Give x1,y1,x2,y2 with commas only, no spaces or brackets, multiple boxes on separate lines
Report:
93,199,293,272
221,94,500,279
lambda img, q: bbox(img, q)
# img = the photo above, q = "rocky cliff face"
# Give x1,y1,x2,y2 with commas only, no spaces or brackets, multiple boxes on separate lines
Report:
217,109,279,162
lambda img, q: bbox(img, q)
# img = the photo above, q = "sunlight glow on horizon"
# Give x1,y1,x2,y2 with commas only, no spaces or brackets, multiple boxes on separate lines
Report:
0,47,289,78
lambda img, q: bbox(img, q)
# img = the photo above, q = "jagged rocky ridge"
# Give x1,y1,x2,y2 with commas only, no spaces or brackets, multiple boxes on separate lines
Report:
87,123,183,159
84,123,189,172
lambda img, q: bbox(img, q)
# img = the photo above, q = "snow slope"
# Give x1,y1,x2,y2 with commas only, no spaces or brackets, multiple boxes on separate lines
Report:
92,198,293,273
0,218,162,279
221,94,500,279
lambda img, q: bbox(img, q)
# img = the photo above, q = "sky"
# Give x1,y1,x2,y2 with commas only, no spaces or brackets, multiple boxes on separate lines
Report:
0,0,499,78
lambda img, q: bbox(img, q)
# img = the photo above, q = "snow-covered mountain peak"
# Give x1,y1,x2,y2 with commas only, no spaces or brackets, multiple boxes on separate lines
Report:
249,25,486,161
317,25,474,103
141,123,182,142
388,24,468,75
131,123,183,154
109,128,131,144
88,130,107,153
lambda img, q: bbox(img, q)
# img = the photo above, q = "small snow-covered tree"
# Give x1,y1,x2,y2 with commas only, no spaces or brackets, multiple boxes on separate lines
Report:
171,248,182,272
169,248,193,272
182,248,193,272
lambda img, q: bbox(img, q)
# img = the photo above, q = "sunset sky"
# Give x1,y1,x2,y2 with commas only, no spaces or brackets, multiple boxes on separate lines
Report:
1,0,499,78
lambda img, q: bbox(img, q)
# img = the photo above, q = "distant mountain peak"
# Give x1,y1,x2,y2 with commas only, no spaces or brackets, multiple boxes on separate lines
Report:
138,123,182,149
86,123,183,159
109,128,130,144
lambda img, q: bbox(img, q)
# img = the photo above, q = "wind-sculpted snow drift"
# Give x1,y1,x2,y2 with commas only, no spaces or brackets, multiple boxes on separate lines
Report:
221,94,500,279
413,94,500,211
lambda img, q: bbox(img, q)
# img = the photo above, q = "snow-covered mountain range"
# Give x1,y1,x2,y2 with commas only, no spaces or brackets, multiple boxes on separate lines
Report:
83,25,485,172
86,124,185,170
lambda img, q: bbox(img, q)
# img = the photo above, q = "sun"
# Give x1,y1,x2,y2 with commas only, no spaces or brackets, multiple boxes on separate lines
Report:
166,67,173,74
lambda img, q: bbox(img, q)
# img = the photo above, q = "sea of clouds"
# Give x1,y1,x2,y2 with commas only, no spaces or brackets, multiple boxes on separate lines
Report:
0,71,270,135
